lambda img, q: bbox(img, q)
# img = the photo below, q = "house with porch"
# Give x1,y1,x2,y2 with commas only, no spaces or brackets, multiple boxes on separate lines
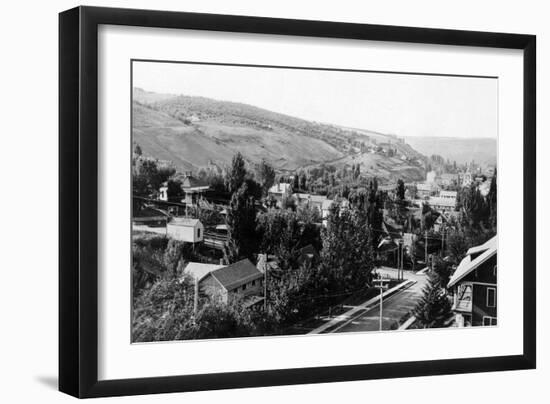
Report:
447,235,497,327
180,172,210,206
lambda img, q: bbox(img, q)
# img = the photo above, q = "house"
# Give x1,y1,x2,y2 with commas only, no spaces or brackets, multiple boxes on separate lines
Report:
167,218,204,243
459,170,473,187
439,190,457,200
268,182,292,207
447,236,497,327
428,189,457,213
321,199,334,219
293,193,328,215
180,172,210,205
199,259,264,304
309,194,328,212
159,182,169,201
437,173,458,187
416,182,437,198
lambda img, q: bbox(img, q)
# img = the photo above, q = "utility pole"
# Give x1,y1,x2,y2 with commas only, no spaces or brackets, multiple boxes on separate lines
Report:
193,277,199,319
400,239,404,281
373,277,390,331
425,231,428,267
441,225,445,256
263,256,268,312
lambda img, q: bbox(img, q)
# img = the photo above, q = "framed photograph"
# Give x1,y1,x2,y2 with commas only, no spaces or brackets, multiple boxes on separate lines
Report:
59,6,536,398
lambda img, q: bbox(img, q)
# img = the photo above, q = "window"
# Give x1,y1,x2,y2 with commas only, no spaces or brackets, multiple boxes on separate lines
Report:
486,287,496,308
242,284,246,291
197,228,201,238
483,316,497,326
252,280,256,286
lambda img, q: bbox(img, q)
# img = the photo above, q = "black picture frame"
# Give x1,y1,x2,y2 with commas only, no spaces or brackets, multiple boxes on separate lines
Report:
59,6,536,398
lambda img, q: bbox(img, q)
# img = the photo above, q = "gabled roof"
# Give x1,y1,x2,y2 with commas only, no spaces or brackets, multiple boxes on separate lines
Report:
448,236,497,288
181,175,209,189
465,235,497,256
183,262,224,282
210,259,263,291
169,217,201,227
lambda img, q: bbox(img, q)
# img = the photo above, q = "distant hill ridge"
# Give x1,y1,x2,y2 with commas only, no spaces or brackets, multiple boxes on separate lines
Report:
132,88,427,182
405,136,497,165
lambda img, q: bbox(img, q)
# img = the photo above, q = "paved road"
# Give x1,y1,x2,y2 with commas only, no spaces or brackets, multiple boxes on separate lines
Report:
333,267,428,333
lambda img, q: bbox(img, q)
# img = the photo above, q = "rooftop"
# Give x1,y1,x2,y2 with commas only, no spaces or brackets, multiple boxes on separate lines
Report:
268,183,292,194
429,196,457,208
448,236,497,288
181,174,209,190
211,259,263,291
169,217,201,227
183,262,224,282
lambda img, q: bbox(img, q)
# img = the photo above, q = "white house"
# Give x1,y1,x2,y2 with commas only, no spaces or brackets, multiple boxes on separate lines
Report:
268,182,292,207
428,196,456,213
159,182,169,201
167,218,204,243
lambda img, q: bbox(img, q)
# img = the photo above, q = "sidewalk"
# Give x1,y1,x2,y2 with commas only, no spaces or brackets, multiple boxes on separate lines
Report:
308,279,416,334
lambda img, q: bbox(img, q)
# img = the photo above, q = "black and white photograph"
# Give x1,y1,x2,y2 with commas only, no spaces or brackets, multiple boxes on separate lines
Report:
131,60,498,342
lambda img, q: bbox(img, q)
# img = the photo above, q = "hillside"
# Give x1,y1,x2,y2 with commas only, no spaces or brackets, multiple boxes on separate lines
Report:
405,136,497,165
132,89,426,182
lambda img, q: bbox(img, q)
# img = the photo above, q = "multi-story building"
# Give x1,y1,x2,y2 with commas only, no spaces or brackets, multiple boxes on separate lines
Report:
448,236,497,327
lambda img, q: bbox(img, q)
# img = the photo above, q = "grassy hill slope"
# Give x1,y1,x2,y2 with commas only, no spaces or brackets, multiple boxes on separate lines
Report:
132,89,427,182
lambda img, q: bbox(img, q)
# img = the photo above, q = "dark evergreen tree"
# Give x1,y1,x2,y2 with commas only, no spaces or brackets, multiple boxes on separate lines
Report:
224,183,258,263
396,179,405,201
413,271,452,328
256,159,276,197
225,152,247,194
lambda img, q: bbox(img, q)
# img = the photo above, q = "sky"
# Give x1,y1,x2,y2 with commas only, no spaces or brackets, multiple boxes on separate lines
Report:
132,61,497,139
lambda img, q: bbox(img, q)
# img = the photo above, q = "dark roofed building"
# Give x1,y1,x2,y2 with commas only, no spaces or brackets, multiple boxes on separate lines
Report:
199,259,264,304
448,236,497,327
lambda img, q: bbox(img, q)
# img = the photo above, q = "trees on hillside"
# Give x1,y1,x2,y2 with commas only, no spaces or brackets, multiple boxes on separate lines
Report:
256,159,276,197
225,152,247,194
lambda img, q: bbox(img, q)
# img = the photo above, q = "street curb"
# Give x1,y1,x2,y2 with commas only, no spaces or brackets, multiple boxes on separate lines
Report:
398,315,417,330
308,278,416,334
